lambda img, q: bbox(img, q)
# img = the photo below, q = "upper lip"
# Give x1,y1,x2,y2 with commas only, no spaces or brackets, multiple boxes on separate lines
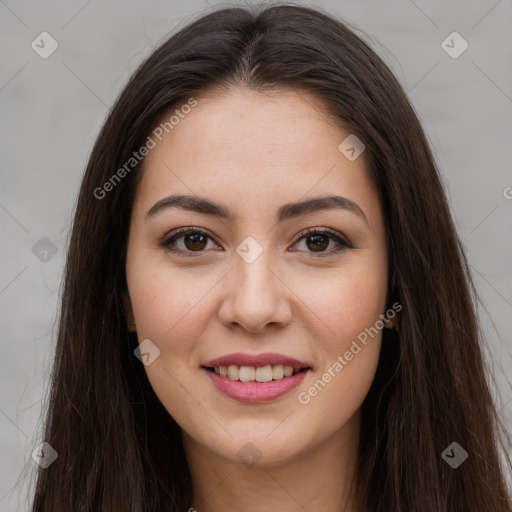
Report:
203,352,311,370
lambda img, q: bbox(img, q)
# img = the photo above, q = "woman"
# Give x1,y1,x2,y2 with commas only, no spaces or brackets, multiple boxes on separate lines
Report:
29,3,511,511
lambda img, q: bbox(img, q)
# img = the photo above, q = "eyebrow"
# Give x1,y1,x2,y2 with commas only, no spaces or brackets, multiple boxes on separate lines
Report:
146,194,369,227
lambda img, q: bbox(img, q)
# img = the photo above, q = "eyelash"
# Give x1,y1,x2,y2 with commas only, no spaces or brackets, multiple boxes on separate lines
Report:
159,226,353,258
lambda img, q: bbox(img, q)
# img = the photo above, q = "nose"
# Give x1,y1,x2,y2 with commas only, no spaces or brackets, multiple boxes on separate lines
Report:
218,249,293,333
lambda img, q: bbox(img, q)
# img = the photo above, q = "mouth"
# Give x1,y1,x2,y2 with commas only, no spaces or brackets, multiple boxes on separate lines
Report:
201,353,312,403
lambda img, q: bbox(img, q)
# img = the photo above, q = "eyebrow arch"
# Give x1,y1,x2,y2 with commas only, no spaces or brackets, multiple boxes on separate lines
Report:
146,194,369,227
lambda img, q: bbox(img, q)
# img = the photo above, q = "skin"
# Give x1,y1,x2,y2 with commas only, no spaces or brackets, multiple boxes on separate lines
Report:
123,86,391,511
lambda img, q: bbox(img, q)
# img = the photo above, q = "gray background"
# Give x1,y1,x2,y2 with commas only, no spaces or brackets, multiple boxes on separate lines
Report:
1,0,511,509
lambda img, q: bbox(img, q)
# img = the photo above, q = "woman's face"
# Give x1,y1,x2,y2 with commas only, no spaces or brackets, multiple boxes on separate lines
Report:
124,86,389,467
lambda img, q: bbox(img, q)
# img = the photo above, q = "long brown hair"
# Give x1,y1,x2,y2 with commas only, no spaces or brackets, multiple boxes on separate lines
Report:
28,3,511,511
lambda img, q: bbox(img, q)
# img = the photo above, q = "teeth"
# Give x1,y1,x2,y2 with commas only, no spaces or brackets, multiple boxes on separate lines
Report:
239,366,255,382
255,365,273,382
227,364,239,380
212,364,304,382
272,364,284,379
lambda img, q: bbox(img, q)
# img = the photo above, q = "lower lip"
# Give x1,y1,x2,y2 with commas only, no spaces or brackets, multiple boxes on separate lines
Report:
202,367,310,403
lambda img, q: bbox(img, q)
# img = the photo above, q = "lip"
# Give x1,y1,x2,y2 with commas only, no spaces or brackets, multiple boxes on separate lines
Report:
203,352,311,369
202,366,311,403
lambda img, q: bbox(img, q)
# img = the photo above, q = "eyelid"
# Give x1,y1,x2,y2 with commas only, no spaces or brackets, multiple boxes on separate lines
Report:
293,226,352,248
159,226,353,257
288,227,353,258
159,227,220,255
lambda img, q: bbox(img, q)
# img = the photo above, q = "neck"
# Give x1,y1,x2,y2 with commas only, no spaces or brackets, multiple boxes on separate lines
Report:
182,410,361,512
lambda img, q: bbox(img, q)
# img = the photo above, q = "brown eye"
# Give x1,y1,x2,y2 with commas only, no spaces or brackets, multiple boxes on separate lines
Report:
160,226,352,258
160,228,219,256
292,228,352,257
305,233,329,252
183,232,208,251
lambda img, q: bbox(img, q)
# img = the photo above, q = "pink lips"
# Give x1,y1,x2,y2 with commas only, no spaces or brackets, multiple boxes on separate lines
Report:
202,352,312,403
203,368,310,403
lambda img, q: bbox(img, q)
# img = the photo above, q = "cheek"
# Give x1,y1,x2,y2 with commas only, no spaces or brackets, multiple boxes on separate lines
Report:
296,261,386,413
304,260,388,352
126,253,220,423
127,249,223,347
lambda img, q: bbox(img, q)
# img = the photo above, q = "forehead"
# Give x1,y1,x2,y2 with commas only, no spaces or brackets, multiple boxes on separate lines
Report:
133,86,380,227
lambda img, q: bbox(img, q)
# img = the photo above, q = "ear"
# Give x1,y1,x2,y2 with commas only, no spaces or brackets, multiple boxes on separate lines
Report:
121,290,137,332
384,314,400,332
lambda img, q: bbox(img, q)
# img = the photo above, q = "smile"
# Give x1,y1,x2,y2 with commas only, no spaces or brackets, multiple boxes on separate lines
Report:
201,352,312,403
202,365,311,403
